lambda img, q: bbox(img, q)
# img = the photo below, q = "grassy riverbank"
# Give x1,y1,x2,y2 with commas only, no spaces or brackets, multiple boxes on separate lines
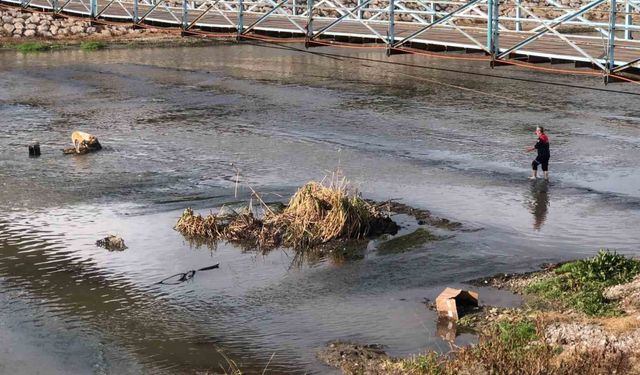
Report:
320,250,640,374
1,36,228,52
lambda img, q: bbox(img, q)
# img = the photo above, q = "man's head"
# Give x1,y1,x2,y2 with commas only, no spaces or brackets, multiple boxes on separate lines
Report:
536,126,545,136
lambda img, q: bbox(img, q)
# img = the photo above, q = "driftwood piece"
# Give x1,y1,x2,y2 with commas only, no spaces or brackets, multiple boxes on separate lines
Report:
28,142,41,157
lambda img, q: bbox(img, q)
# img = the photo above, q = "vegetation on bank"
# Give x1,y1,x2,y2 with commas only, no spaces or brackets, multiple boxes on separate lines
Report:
15,42,56,52
321,318,628,375
80,41,107,50
526,249,640,316
13,40,107,52
389,319,626,375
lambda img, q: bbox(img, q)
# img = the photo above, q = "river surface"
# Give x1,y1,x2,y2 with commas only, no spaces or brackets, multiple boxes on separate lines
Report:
1,42,640,374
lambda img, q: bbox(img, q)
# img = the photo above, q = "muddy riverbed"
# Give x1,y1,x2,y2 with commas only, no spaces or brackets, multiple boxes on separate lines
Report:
1,42,640,374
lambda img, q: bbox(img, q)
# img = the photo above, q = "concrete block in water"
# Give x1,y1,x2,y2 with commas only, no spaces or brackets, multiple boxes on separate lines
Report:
435,287,479,320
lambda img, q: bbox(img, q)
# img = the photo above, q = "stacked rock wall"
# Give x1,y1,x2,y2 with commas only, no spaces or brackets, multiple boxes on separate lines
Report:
0,8,155,39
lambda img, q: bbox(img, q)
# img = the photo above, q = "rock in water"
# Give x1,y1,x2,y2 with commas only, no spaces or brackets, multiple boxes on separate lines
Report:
28,142,41,157
96,235,127,251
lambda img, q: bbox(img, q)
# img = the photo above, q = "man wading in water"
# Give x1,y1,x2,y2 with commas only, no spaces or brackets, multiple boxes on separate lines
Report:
526,126,550,180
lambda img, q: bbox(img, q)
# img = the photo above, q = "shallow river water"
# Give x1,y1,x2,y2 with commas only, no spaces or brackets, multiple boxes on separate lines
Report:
1,42,640,374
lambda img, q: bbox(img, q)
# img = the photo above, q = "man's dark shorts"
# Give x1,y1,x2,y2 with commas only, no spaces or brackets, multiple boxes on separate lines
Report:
532,157,549,171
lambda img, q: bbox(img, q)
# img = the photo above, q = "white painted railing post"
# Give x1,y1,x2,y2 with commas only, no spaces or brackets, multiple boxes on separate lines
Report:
624,0,633,39
515,0,522,31
430,1,434,22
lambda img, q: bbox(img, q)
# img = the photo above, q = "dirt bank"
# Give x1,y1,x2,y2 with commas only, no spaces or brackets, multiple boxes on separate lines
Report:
321,250,640,374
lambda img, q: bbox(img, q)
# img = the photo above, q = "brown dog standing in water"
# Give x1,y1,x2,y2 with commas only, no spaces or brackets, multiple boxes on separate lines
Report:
68,131,102,154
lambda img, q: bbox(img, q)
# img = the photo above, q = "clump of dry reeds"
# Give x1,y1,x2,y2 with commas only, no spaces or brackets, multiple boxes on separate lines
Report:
174,175,397,251
175,208,281,250
268,178,377,248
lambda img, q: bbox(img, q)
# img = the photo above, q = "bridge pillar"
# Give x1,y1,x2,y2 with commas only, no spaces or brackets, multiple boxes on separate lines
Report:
305,0,314,47
606,0,617,82
90,0,97,17
182,0,188,29
487,0,500,64
387,0,395,55
134,0,139,23
237,0,244,39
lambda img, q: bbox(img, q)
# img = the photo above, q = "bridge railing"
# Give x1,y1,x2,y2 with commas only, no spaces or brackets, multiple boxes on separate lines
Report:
3,0,640,72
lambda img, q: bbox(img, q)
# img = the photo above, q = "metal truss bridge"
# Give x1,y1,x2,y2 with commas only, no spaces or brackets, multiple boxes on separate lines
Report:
3,0,640,83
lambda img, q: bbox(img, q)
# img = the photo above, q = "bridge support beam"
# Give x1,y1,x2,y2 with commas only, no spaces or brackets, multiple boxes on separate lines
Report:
305,0,313,47
182,0,188,29
497,0,606,60
487,0,499,64
605,0,617,83
237,0,243,39
90,0,97,17
624,0,633,39
387,0,394,55
515,0,522,31
134,0,139,23
392,0,485,49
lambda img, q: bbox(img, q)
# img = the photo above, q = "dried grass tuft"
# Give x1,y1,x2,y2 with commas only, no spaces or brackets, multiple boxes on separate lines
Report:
175,208,281,250
174,176,396,251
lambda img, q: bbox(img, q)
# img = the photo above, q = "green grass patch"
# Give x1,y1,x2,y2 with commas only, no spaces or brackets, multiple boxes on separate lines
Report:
80,41,107,51
402,352,446,375
377,228,438,254
496,320,538,350
16,42,51,53
526,250,640,316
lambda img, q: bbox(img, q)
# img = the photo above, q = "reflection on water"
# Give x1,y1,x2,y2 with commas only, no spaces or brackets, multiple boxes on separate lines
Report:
527,180,550,231
436,317,457,343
